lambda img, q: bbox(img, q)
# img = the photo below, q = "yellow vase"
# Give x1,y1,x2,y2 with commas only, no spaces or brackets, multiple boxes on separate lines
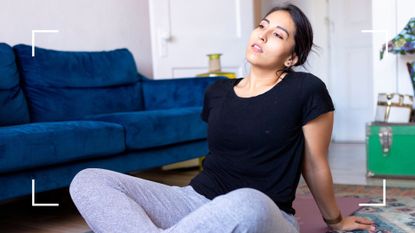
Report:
197,53,236,79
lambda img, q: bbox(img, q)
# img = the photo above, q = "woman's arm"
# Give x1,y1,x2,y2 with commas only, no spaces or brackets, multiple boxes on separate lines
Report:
302,111,376,232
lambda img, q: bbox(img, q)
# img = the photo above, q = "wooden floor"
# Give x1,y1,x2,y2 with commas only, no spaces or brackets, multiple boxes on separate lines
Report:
0,143,414,233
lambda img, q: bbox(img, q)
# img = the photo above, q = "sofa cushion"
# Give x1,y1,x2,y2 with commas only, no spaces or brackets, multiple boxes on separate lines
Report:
84,107,207,150
13,44,145,122
0,43,30,126
0,121,125,173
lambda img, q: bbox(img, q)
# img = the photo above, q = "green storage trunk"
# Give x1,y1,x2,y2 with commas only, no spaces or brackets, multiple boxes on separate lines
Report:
366,122,415,177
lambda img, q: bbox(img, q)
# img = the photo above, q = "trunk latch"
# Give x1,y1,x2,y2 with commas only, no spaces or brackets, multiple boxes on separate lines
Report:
378,127,392,156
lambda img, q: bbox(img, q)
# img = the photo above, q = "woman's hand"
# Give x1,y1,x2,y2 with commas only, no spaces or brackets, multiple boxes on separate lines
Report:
329,216,376,232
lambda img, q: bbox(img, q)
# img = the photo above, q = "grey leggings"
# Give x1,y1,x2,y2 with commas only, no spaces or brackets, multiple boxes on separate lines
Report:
69,168,300,233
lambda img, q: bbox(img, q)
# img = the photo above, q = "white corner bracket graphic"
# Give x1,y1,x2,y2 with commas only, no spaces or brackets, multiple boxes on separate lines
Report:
32,179,59,207
31,30,59,57
358,179,386,207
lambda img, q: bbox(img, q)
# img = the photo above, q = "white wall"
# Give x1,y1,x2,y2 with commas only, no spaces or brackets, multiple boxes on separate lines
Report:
1,0,154,78
372,0,415,102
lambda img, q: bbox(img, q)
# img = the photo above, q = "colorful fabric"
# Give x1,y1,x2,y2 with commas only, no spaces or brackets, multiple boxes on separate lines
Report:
329,197,415,233
297,183,415,233
380,17,415,59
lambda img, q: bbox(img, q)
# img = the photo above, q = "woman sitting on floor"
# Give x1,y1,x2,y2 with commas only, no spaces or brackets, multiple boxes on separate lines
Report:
70,3,376,233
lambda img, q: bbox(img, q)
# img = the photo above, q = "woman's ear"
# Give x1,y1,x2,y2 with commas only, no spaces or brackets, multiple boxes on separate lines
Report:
285,54,299,67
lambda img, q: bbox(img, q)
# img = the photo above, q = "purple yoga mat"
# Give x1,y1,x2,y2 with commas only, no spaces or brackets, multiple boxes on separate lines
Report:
293,195,370,233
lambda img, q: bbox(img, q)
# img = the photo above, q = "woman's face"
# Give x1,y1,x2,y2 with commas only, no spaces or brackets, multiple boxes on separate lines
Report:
245,10,297,71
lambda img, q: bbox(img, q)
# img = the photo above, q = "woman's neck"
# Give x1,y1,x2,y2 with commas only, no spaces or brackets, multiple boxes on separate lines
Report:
242,66,286,90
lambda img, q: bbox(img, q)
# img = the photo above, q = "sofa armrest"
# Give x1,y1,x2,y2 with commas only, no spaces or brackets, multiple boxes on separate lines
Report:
142,76,226,110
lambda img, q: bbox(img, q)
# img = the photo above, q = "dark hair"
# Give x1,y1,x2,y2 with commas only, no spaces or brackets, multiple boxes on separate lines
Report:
264,3,314,72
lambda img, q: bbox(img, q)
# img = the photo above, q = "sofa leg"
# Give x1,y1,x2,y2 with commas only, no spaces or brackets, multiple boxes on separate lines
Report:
198,156,205,172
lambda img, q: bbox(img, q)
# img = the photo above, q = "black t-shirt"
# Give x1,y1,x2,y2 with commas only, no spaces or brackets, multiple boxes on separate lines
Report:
189,71,335,215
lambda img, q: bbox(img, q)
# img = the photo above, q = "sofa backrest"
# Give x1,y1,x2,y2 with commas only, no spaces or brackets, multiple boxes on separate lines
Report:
142,76,223,110
0,43,30,126
13,44,144,122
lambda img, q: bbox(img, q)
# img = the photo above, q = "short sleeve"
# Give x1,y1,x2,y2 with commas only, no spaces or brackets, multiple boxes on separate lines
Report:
301,76,335,125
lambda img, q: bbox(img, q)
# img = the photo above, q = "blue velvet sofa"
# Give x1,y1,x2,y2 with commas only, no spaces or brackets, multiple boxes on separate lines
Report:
0,43,220,202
